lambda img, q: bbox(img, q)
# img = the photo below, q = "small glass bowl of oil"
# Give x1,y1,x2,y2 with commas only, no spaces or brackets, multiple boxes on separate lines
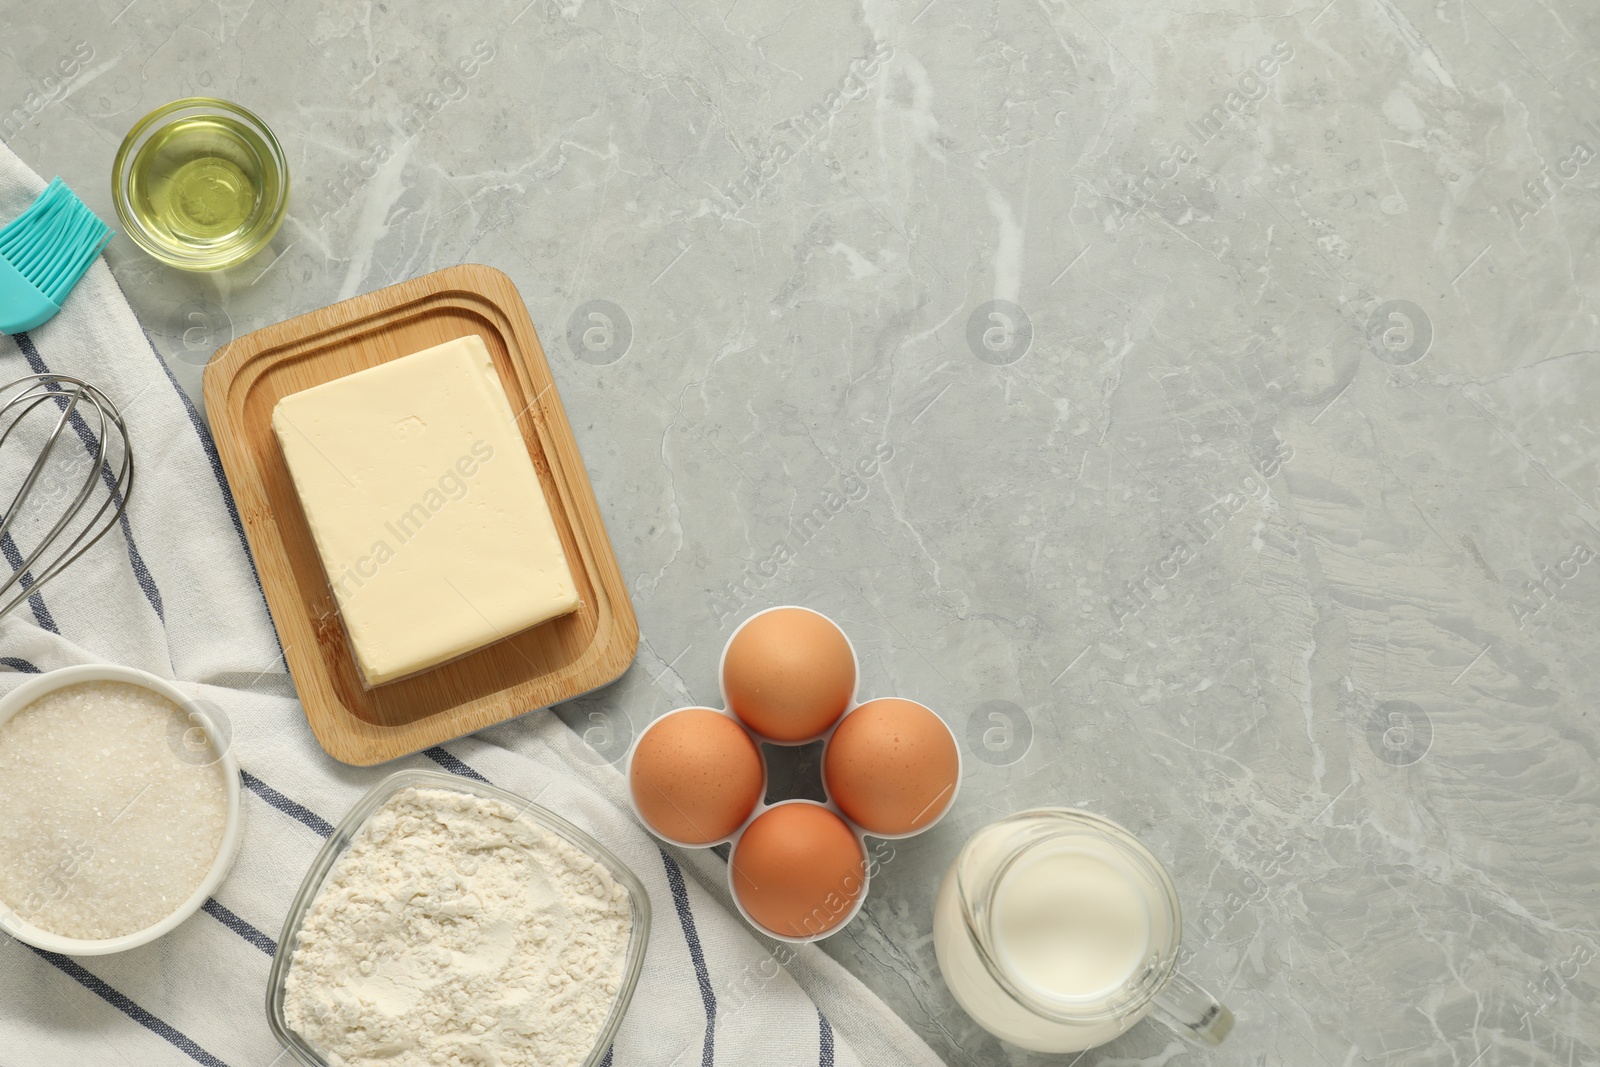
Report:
112,98,288,271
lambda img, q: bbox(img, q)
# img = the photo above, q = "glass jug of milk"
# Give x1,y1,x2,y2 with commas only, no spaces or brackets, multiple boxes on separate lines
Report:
933,808,1232,1052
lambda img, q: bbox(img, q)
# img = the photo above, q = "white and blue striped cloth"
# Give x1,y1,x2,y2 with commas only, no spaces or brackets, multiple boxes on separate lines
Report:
0,138,946,1067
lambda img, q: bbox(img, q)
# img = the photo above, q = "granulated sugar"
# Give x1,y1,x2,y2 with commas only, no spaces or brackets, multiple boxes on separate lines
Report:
283,786,632,1067
0,680,228,940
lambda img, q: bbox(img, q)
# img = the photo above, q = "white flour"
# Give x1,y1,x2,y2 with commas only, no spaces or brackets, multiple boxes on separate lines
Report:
283,786,632,1067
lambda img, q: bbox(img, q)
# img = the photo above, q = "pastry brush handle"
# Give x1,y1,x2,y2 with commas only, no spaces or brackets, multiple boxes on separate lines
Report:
0,254,61,335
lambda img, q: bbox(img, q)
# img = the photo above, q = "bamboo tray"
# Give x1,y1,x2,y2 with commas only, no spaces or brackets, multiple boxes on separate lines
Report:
203,265,637,765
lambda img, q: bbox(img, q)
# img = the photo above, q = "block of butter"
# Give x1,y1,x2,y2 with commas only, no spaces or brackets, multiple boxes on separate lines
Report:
272,335,579,686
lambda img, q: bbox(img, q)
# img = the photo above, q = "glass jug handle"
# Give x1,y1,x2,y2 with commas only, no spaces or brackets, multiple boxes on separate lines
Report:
1151,970,1234,1046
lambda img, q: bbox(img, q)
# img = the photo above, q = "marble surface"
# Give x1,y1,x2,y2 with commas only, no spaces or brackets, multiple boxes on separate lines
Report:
5,0,1600,1063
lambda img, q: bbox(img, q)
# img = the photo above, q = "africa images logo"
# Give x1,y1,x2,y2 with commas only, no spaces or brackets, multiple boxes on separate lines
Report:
329,442,495,601
0,41,95,142
966,301,1032,366
1107,440,1294,629
709,442,895,625
1501,120,1600,230
720,40,893,212
566,300,633,365
965,700,1033,766
1112,42,1294,220
1365,700,1433,767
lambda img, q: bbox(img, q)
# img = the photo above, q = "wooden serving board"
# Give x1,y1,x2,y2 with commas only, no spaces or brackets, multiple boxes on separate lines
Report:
204,265,637,765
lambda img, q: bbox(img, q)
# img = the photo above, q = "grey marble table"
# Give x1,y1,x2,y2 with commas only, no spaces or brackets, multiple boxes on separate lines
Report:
5,0,1599,1063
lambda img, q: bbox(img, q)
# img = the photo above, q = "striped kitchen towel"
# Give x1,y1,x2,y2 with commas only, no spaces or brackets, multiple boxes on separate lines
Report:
0,137,947,1067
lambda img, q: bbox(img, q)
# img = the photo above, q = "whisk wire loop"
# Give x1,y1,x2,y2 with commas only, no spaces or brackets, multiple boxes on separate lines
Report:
0,374,135,621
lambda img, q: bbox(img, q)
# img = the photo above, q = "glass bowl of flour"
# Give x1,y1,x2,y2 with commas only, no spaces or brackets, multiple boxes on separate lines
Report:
266,770,651,1067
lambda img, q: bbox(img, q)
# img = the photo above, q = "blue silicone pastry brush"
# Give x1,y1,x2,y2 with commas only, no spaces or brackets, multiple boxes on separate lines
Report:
0,177,113,335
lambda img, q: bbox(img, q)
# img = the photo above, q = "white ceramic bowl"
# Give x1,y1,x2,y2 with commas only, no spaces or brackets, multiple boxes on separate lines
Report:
0,664,242,955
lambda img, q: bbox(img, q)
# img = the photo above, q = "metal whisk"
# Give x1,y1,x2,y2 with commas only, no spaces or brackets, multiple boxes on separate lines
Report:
0,373,134,621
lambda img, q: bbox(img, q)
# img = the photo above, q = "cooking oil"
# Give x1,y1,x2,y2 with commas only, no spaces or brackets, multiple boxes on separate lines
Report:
125,113,278,253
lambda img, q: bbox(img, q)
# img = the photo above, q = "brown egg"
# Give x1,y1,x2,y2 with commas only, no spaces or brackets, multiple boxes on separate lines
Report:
723,608,855,742
629,708,763,844
731,803,866,938
824,698,959,835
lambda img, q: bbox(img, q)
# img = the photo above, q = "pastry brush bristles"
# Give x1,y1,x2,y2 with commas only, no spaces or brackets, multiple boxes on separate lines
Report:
0,178,112,306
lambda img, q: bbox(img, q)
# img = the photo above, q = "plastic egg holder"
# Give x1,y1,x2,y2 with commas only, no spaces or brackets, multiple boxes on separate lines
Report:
625,605,962,944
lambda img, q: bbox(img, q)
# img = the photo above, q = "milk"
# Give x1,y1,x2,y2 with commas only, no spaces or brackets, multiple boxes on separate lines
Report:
932,829,1160,1052
993,845,1150,1001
